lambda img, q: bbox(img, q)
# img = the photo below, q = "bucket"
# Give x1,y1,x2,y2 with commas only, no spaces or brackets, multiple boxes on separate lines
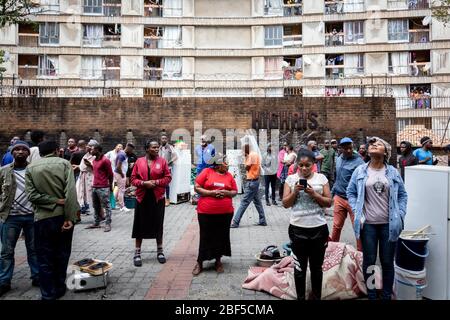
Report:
395,233,429,271
394,264,427,300
124,196,136,209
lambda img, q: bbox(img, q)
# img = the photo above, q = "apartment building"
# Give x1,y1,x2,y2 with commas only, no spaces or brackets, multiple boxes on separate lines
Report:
0,0,450,138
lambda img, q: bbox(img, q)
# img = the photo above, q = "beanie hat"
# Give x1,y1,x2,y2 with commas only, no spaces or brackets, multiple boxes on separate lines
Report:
11,140,30,152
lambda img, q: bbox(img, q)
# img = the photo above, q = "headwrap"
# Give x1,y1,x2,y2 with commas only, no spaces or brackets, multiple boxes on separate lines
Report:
368,136,391,162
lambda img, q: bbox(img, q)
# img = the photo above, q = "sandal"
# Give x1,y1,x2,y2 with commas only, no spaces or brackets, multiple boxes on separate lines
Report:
192,262,202,276
215,261,224,273
157,252,166,264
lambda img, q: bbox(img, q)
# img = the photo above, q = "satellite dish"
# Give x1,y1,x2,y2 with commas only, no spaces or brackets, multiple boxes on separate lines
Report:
318,21,325,33
303,56,312,65
3,51,10,61
422,15,432,26
282,61,290,68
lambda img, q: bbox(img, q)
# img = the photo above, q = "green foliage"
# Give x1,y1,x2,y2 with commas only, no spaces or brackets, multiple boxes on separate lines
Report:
0,0,37,28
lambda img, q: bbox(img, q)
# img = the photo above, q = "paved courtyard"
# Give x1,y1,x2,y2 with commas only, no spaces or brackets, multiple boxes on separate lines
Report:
0,195,356,300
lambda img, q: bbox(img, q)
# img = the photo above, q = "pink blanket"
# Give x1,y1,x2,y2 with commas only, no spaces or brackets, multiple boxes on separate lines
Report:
242,242,382,300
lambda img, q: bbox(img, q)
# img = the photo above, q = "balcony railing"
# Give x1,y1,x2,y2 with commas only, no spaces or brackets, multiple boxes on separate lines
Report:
325,66,345,79
144,68,163,80
264,6,283,16
82,36,121,47
38,68,58,77
325,33,345,46
283,67,303,80
409,29,430,43
325,1,344,14
18,66,38,80
18,34,38,47
388,0,430,10
80,68,120,80
409,62,431,76
283,35,302,47
283,3,302,16
144,37,182,49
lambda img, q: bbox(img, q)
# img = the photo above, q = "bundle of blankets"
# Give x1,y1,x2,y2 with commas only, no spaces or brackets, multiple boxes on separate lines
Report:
242,242,382,300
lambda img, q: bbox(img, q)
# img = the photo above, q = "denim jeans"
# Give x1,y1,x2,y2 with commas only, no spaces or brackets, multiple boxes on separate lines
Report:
360,223,396,300
232,180,266,226
34,215,73,300
264,175,277,202
92,187,112,225
0,214,39,286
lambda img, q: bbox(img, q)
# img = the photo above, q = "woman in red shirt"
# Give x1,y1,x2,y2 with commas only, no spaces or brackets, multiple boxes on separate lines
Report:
130,140,171,267
192,154,238,275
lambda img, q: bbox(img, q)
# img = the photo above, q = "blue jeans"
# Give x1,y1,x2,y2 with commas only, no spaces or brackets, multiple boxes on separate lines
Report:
34,215,73,300
232,180,266,226
360,223,396,300
0,215,39,286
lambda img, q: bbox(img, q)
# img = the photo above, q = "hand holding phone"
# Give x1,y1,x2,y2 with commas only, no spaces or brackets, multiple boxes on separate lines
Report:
299,179,308,188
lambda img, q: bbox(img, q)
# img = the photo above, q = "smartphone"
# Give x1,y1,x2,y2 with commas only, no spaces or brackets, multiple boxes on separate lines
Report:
298,179,308,188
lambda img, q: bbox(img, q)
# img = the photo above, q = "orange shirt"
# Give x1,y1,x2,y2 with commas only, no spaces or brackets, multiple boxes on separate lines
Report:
246,151,261,179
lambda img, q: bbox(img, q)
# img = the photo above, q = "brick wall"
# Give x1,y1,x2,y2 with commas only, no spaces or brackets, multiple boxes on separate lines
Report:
0,97,397,162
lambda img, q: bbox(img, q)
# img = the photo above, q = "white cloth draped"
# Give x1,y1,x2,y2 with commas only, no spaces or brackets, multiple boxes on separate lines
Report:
162,26,181,48
83,24,103,47
162,57,182,79
81,56,103,79
390,52,409,74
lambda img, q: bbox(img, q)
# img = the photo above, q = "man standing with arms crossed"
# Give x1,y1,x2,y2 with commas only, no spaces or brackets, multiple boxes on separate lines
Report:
25,140,79,300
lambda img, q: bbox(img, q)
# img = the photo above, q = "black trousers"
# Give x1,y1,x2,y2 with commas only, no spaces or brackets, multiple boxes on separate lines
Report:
34,215,74,300
288,224,329,300
264,175,277,202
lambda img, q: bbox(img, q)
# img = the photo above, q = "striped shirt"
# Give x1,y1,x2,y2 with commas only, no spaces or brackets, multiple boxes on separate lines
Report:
10,168,33,216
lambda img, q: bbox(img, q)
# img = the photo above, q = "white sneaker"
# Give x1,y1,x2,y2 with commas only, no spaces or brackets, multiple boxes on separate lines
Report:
121,207,131,213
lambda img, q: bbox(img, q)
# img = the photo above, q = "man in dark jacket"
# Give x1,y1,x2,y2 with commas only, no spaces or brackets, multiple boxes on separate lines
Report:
398,141,418,181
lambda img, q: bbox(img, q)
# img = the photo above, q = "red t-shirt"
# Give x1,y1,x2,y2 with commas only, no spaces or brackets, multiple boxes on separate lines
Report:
93,155,114,188
195,168,238,214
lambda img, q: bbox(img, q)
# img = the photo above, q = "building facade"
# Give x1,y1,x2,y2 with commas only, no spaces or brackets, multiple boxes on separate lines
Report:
0,0,449,141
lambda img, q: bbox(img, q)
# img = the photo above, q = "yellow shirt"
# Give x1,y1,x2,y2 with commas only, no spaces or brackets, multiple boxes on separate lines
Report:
246,152,261,180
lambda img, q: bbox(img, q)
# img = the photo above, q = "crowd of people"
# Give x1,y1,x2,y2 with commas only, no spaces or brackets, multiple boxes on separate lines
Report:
0,130,448,301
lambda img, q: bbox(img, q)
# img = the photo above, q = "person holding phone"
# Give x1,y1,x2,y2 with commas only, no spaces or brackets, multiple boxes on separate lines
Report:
282,149,332,300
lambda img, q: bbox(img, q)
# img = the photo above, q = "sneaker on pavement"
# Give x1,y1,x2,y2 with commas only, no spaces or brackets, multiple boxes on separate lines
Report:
255,222,267,226
265,201,271,206
104,224,111,232
272,200,278,206
133,255,142,267
230,223,239,228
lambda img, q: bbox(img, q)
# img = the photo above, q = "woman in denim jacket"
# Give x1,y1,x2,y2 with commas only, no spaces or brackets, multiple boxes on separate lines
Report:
347,137,407,300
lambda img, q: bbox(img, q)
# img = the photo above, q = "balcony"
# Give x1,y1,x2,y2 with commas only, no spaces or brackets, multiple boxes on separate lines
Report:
80,68,121,80
283,66,303,80
325,0,344,14
103,2,121,17
144,68,163,80
409,29,430,43
325,32,345,46
325,66,345,79
283,2,302,16
409,62,431,76
388,0,430,10
18,66,38,80
19,34,39,47
38,67,58,77
283,34,302,47
102,35,121,47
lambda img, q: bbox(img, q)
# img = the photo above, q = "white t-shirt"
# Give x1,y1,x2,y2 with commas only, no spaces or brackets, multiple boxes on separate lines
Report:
284,152,297,165
285,172,328,228
27,146,41,163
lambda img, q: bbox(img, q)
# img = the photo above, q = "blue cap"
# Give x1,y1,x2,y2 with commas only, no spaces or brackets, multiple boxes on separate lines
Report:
11,140,30,152
339,137,353,145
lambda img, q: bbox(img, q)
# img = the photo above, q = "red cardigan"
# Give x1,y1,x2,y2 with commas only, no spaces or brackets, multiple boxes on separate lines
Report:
130,156,172,203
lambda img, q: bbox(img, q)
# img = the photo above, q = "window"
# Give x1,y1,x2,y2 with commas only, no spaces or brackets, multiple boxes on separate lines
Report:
39,22,59,45
388,52,409,74
388,20,409,42
38,55,58,77
83,25,103,47
265,57,283,78
84,0,103,14
265,26,283,46
344,21,364,44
